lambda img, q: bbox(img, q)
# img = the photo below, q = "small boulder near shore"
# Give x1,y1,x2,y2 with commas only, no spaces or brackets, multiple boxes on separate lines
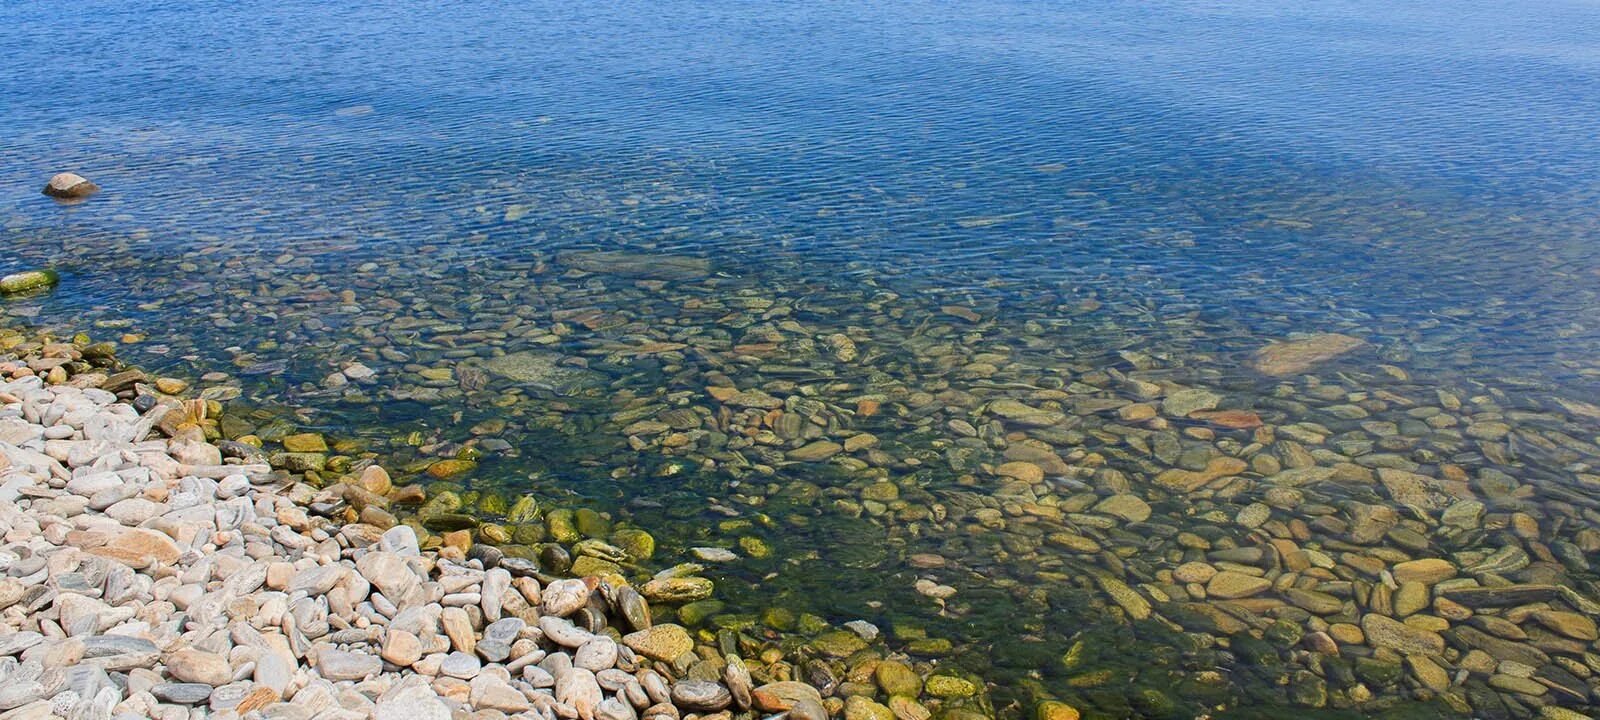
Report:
0,269,59,295
42,171,99,199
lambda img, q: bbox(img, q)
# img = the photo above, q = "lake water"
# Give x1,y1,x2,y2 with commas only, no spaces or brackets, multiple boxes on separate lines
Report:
6,1,1600,717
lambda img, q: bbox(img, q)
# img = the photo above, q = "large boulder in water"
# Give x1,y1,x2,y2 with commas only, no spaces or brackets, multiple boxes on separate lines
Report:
42,172,99,199
559,251,710,281
1249,333,1364,376
481,351,607,396
0,269,60,295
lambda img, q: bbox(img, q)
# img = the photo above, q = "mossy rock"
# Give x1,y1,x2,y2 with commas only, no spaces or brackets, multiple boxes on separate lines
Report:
926,676,979,698
570,555,623,578
547,509,581,543
271,452,327,472
506,496,540,524
427,459,476,479
512,524,545,545
677,600,725,627
763,607,797,631
875,660,922,697
813,630,868,658
0,269,60,295
281,433,328,453
906,638,954,656
612,528,656,560
575,507,611,537
479,492,509,515
479,523,512,544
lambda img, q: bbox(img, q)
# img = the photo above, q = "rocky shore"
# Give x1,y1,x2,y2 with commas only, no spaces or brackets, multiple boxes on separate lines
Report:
0,332,966,720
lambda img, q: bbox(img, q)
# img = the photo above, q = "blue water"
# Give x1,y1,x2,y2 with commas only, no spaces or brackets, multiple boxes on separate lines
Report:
7,3,1600,366
7,1,1600,717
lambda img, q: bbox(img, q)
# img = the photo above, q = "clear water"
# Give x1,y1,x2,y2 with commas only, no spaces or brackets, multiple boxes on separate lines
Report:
6,1,1600,717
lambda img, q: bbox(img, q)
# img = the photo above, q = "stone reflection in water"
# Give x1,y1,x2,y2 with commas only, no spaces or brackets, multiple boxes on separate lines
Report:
8,223,1600,719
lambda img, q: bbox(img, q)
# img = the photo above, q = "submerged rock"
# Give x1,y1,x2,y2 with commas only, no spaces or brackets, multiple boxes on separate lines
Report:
1249,333,1364,375
560,251,711,280
481,351,607,395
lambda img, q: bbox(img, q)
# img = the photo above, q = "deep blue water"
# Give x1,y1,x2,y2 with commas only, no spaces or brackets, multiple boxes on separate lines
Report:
6,2,1600,371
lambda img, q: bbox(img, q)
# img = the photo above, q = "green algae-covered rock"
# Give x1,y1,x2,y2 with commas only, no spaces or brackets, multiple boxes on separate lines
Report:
612,528,656,560
0,269,59,295
812,630,868,658
575,507,611,537
925,675,978,698
506,496,539,524
676,600,724,627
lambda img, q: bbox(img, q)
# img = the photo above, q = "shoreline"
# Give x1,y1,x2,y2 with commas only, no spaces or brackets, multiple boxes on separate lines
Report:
0,326,999,720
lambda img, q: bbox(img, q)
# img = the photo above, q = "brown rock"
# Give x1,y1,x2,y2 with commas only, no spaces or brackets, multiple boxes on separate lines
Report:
42,172,99,199
100,528,181,568
1360,614,1444,655
1392,558,1456,585
1206,571,1271,599
1249,333,1364,376
623,624,693,661
1533,610,1598,641
1189,410,1263,429
166,648,232,686
995,461,1044,483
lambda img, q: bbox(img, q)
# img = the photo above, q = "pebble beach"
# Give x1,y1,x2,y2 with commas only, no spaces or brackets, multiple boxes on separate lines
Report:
0,332,925,720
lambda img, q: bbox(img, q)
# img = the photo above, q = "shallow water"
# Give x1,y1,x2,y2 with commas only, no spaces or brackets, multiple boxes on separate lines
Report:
6,1,1600,717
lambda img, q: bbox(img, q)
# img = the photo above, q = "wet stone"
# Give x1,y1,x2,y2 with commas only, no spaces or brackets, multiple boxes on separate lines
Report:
671,680,732,712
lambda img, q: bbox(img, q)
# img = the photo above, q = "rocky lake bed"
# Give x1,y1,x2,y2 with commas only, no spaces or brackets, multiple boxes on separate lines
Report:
7,227,1600,719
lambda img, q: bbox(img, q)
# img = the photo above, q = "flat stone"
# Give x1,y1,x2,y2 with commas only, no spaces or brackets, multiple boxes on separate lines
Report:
1093,494,1151,523
1250,334,1364,376
1361,614,1444,655
0,682,45,711
988,399,1066,427
623,624,693,662
1441,584,1562,608
560,251,710,280
481,351,607,395
1094,573,1150,620
280,433,328,453
166,648,232,686
1173,562,1217,584
471,679,531,712
356,551,418,602
102,528,181,567
1163,389,1220,417
440,651,481,679
381,630,423,667
1206,571,1271,600
875,660,921,697
315,647,381,681
671,680,733,712
1392,558,1456,585
441,606,477,653
288,565,346,595
752,681,825,713
1532,610,1598,641
787,441,843,462
995,461,1045,482
151,683,214,704
377,685,450,720
1284,588,1344,615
